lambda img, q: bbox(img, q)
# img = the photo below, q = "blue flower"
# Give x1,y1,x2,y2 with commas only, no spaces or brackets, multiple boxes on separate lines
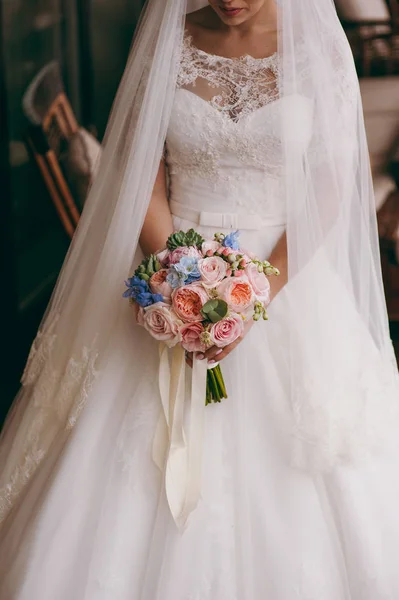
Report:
222,230,240,251
174,257,201,282
167,257,201,288
123,276,149,299
166,270,183,289
123,276,163,306
136,292,154,307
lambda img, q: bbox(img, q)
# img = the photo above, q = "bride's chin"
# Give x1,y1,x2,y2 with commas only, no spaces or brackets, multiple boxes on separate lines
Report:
218,15,248,26
211,7,262,27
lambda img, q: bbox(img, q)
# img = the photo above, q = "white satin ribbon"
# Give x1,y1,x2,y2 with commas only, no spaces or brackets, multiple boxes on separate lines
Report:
153,343,208,531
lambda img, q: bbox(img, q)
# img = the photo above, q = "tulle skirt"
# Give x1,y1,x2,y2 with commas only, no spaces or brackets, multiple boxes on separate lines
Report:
1,216,399,600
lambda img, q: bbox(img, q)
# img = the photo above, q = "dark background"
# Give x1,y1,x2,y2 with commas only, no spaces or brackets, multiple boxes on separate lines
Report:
0,0,144,421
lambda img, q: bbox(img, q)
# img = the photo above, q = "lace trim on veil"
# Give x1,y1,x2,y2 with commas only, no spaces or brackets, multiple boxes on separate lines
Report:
0,314,99,522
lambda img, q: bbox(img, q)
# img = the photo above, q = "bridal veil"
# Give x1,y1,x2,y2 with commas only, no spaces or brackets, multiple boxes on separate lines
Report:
0,0,398,524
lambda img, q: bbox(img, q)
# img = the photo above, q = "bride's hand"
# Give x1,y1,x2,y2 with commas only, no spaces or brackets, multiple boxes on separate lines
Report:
185,319,254,368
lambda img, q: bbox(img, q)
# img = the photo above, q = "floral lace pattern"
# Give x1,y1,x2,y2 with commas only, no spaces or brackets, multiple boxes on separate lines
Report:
291,347,399,471
166,101,285,216
167,35,288,219
21,315,59,387
178,34,280,123
0,313,99,523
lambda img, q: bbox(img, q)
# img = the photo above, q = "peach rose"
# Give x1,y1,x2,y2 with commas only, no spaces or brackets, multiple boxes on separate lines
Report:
217,276,254,313
245,263,271,305
209,313,244,348
180,322,207,353
143,302,180,347
168,245,202,265
198,256,228,286
149,269,172,302
172,284,209,322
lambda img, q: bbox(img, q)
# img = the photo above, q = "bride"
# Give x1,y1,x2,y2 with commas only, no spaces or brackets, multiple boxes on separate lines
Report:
1,0,399,598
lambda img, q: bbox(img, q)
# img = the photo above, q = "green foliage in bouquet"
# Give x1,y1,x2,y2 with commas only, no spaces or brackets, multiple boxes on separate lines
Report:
252,259,280,278
201,299,228,323
134,254,162,281
253,300,269,322
167,229,205,250
206,364,227,405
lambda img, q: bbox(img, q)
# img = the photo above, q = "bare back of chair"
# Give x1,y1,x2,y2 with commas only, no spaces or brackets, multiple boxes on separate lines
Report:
23,62,81,239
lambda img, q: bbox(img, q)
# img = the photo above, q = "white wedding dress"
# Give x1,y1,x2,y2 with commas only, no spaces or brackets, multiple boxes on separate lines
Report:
2,35,399,600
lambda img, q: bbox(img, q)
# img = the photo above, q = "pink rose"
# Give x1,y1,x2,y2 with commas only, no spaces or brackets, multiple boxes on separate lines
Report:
168,246,202,265
149,269,172,301
217,276,254,313
198,256,228,286
245,263,271,305
240,248,257,260
143,302,181,347
156,248,170,266
201,240,221,255
209,313,244,348
172,284,209,322
180,322,207,353
136,306,145,326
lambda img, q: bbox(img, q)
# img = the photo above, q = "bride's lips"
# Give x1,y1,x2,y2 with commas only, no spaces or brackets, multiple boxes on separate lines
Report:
219,6,243,17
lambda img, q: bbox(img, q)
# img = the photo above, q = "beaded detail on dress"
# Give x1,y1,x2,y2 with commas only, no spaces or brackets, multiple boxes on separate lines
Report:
166,34,291,219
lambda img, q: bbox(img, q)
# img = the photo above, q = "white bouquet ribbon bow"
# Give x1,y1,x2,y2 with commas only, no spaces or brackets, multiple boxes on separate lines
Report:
153,343,208,531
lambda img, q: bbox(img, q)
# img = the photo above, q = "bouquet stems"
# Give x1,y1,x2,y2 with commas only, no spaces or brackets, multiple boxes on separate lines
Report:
206,364,228,405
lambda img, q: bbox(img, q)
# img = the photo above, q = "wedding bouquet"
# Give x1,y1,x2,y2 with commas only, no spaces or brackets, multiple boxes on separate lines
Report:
124,229,279,404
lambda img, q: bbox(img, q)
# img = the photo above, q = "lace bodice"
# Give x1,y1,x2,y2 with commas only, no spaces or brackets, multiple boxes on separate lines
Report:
177,34,280,123
166,35,313,221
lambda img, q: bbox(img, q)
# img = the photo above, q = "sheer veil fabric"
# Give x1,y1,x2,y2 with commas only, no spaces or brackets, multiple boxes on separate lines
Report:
0,0,398,544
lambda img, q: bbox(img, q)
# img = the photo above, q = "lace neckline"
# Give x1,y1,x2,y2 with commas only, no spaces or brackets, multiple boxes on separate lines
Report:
177,33,280,123
184,33,278,66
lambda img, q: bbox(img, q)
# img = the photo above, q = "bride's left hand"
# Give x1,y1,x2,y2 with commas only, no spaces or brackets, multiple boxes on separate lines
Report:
185,319,254,368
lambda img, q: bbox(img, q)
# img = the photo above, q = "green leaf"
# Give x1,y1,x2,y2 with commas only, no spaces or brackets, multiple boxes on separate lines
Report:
201,299,228,322
207,310,222,323
202,299,218,313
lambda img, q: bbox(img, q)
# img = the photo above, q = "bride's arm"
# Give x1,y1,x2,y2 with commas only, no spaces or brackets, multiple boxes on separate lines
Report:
268,232,288,303
139,159,174,255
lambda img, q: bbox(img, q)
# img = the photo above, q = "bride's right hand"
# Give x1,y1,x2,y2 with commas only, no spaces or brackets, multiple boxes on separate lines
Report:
185,317,254,368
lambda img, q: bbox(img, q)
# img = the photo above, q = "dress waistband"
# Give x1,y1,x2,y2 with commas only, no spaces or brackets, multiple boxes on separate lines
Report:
169,200,286,231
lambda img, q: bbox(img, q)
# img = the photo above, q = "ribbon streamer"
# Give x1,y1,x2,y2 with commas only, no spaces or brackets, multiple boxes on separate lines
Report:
153,343,208,531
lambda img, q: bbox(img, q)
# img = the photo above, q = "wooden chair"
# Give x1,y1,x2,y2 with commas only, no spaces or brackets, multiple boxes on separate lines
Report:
23,62,81,239
336,0,399,76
